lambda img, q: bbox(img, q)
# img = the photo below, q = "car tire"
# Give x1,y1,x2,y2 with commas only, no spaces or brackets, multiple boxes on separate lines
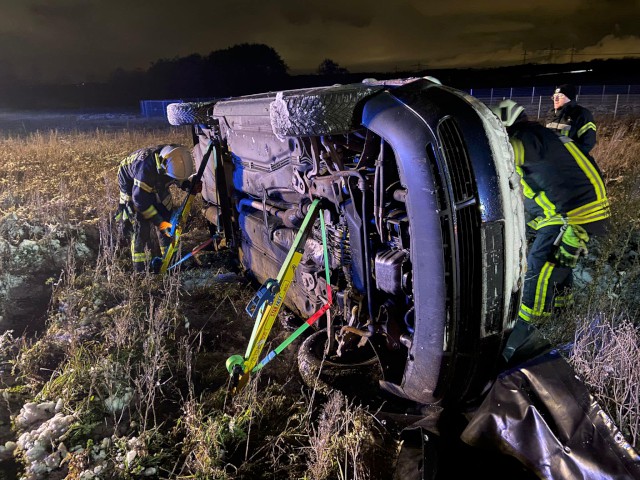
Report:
269,85,382,137
166,102,215,126
297,328,382,397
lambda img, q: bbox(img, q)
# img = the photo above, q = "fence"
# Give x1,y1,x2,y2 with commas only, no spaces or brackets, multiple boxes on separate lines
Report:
139,99,184,118
467,85,640,119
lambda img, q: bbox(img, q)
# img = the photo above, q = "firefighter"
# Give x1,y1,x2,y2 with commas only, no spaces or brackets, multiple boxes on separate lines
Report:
116,144,195,273
492,100,610,364
546,84,597,155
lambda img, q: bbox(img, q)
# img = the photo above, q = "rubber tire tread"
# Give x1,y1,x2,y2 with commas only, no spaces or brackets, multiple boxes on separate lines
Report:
166,102,215,126
271,86,380,137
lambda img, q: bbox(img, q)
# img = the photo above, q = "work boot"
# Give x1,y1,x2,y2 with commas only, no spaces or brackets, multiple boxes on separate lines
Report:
502,319,551,366
150,257,164,274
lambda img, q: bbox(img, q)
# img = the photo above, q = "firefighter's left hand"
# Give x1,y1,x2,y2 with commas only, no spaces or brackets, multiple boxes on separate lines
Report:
555,225,589,267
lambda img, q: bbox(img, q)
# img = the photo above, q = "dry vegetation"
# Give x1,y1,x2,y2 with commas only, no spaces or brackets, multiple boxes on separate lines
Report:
0,112,638,479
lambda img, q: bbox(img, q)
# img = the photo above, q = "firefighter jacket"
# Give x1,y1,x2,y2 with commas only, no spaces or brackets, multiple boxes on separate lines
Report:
545,100,597,154
117,146,174,226
508,121,609,231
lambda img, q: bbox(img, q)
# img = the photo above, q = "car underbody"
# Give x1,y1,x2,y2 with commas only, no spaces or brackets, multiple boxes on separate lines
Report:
167,77,526,406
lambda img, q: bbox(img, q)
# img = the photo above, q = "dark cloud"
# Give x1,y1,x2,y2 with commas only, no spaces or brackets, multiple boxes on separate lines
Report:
28,1,93,23
0,0,638,83
279,0,374,27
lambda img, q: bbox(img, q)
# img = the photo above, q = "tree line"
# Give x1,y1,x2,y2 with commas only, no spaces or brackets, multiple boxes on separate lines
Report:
2,42,639,109
0,44,356,109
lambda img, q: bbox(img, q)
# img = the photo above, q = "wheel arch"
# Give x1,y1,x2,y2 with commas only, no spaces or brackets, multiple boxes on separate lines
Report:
363,91,447,404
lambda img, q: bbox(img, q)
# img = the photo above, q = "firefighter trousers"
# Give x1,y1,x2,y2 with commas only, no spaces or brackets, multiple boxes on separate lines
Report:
131,216,172,273
519,224,574,322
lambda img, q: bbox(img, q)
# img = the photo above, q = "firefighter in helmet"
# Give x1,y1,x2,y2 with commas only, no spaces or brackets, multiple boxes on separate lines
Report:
491,100,610,364
116,144,195,273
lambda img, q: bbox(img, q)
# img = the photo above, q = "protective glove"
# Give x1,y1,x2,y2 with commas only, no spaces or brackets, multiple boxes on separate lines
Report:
158,221,173,238
554,224,589,268
114,204,124,222
114,202,135,223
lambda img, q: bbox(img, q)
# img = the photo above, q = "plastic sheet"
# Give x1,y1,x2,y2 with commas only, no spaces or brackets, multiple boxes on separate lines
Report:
461,349,640,479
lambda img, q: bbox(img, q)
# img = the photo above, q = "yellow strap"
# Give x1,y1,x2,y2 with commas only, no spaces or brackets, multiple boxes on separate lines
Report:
243,252,302,373
238,200,322,391
159,194,195,274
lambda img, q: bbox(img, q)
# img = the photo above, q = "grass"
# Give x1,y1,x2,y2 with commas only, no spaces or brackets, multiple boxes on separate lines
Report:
0,114,638,478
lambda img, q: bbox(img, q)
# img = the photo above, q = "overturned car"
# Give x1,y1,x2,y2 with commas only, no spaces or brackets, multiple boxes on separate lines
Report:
167,77,526,406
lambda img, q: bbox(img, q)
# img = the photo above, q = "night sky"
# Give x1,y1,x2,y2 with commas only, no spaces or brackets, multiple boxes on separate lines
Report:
1,0,640,84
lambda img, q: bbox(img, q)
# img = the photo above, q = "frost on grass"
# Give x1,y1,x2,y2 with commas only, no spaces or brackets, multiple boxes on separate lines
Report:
14,399,75,480
0,211,93,323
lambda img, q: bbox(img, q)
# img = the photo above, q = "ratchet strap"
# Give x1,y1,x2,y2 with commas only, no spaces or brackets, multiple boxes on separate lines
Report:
226,199,332,393
160,140,214,274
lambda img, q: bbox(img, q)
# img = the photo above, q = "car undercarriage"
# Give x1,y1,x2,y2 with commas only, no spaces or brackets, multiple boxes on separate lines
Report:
167,77,526,406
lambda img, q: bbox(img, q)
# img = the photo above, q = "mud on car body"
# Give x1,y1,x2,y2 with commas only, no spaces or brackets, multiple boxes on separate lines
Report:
167,77,526,406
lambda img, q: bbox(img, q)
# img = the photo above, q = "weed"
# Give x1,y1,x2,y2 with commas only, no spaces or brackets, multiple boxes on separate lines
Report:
0,114,638,479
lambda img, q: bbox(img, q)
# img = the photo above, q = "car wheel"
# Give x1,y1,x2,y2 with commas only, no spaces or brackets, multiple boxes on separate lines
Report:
166,102,215,126
297,328,382,397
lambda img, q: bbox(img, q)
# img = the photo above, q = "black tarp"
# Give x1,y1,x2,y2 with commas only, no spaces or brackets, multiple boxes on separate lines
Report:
461,349,640,479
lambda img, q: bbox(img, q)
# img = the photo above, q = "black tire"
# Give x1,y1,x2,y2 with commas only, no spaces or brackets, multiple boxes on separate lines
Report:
166,102,215,126
270,85,382,137
297,329,382,397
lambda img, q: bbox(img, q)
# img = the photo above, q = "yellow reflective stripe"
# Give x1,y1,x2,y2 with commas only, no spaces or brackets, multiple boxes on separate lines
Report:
554,293,574,308
534,261,555,315
516,167,536,198
119,192,132,202
567,198,610,220
134,178,154,193
534,191,557,218
527,215,564,229
564,142,607,200
155,153,165,173
511,139,524,166
511,140,535,198
131,239,150,263
577,122,596,137
518,310,532,322
518,303,550,322
519,304,534,322
141,205,158,220
569,210,610,224
121,153,137,166
161,193,173,210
